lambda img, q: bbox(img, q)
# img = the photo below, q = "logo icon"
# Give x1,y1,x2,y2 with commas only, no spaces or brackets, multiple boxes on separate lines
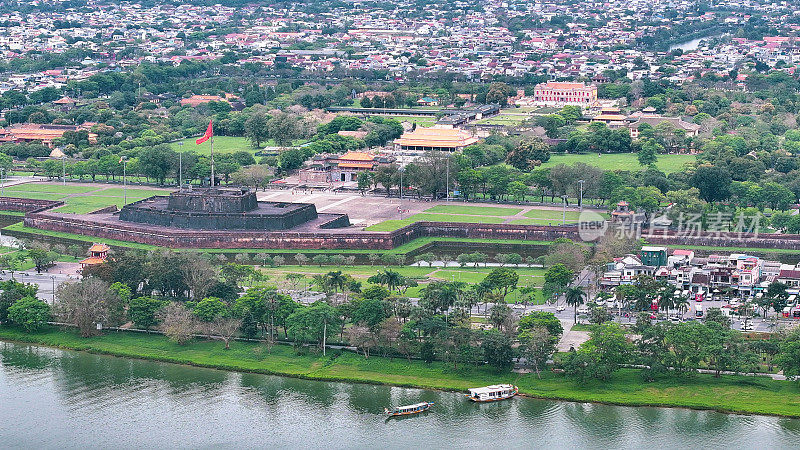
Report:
578,211,608,242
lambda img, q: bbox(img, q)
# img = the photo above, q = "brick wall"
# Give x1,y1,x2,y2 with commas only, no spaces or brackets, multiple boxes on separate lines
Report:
0,197,63,213
11,195,800,251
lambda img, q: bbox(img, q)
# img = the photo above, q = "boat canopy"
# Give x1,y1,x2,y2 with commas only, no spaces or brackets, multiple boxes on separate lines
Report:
468,384,514,396
393,402,428,411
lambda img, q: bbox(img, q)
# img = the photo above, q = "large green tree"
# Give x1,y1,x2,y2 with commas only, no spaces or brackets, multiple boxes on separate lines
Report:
7,296,50,331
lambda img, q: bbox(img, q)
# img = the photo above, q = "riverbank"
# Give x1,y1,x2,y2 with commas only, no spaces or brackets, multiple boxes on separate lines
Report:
2,326,800,418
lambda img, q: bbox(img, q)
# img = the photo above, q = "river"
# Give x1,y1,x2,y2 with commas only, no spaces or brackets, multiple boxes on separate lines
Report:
669,35,721,52
2,342,800,449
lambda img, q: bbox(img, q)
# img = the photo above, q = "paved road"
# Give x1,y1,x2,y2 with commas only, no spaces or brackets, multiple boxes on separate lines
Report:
0,270,77,304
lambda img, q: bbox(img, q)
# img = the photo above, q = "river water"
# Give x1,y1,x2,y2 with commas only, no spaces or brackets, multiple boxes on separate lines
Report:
669,34,721,52
1,342,800,449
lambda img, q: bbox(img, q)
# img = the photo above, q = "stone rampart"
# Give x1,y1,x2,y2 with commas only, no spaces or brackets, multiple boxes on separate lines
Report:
0,197,63,213
9,195,800,251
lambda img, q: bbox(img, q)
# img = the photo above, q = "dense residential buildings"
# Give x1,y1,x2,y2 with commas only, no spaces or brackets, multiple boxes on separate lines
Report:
602,247,800,300
0,0,797,91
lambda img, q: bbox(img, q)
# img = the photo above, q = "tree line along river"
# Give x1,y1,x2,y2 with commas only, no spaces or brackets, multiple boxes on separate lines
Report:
1,341,800,449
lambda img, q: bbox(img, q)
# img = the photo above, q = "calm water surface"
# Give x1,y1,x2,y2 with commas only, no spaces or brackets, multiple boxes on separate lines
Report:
1,341,799,449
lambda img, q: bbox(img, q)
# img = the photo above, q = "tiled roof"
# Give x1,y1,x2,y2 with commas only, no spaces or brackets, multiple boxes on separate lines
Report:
779,269,800,279
393,127,478,148
88,243,110,253
79,256,106,266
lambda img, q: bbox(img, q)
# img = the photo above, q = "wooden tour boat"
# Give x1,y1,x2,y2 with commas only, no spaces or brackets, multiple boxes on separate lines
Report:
465,384,518,402
384,402,434,417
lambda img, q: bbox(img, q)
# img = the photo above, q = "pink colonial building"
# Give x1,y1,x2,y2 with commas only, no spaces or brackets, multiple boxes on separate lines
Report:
533,81,598,106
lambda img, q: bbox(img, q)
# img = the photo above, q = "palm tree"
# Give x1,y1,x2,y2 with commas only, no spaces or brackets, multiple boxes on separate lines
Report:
324,270,347,293
378,269,403,292
633,290,652,312
659,287,676,316
312,274,329,293
675,296,689,318
565,286,586,324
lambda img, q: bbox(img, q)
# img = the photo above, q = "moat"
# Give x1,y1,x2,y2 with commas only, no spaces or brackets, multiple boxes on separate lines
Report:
2,341,799,449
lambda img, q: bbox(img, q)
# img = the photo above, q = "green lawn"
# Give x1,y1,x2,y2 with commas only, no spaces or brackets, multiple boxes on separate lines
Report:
98,188,171,198
508,208,587,225
2,192,65,201
382,116,436,127
169,136,307,155
424,205,522,216
258,263,546,303
5,327,800,418
3,184,98,194
364,219,414,231
541,153,696,174
2,182,171,214
367,206,605,231
475,115,527,125
405,213,506,224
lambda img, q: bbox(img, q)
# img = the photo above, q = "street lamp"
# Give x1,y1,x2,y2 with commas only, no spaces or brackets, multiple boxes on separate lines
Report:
0,167,5,196
398,166,405,200
61,155,66,186
51,275,55,304
578,179,585,211
562,195,567,225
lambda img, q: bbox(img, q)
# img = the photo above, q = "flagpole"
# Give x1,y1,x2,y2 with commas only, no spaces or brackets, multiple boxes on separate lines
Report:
210,135,215,187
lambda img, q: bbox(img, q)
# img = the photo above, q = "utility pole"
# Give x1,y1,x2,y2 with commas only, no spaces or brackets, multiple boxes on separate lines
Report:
445,154,450,202
562,195,567,225
61,156,65,186
178,141,183,189
578,179,585,211
210,135,215,187
0,168,5,196
122,157,127,205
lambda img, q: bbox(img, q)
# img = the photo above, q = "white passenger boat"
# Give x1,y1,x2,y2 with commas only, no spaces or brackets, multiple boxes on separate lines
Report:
384,402,433,417
465,384,518,402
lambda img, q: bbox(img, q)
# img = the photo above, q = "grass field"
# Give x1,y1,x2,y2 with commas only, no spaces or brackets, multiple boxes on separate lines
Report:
382,116,436,127
259,264,545,300
474,115,527,125
424,205,522,216
404,213,506,224
169,136,308,155
364,219,414,231
5,327,800,418
365,204,592,231
2,182,171,214
3,184,97,194
510,208,586,225
541,153,696,174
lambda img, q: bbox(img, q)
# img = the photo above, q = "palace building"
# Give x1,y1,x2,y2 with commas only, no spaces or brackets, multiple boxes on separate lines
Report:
0,123,98,148
299,151,396,183
392,127,479,152
532,81,598,106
